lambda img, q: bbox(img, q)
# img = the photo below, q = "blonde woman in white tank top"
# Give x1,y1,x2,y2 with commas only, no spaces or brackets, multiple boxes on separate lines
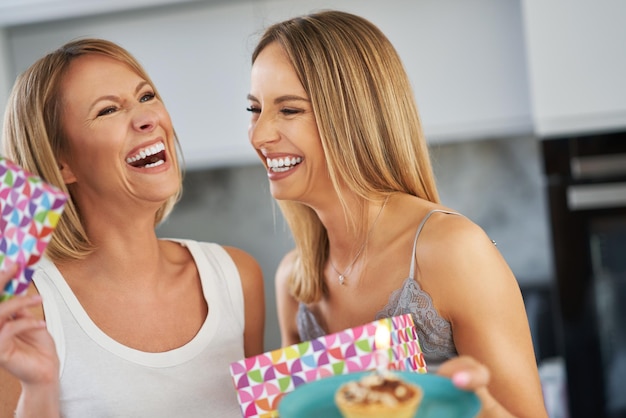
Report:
0,39,265,418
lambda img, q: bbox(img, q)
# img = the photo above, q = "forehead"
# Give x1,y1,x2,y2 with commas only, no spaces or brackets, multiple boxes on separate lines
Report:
61,54,143,98
251,42,303,91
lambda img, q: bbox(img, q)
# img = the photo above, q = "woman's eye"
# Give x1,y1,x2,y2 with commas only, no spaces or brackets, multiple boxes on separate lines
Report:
97,106,117,117
140,92,156,103
246,106,261,114
280,108,300,116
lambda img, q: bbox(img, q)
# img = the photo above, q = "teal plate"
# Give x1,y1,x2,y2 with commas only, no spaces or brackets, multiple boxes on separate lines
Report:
278,371,481,418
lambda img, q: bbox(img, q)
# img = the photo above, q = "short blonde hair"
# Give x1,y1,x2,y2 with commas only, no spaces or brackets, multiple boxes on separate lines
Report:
2,38,183,262
252,10,440,303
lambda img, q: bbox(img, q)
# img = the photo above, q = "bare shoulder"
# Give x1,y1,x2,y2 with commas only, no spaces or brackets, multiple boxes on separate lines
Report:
420,211,496,255
221,245,265,304
222,245,258,265
417,212,498,264
415,211,518,308
222,246,263,285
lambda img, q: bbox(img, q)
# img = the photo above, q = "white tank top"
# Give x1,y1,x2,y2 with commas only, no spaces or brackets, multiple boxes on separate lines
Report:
33,240,246,418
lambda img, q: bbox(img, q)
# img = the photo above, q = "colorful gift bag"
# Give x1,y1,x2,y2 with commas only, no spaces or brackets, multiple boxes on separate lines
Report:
0,156,68,301
230,314,427,418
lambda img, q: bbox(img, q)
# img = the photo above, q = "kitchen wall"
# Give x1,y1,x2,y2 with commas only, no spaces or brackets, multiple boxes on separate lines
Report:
156,134,554,351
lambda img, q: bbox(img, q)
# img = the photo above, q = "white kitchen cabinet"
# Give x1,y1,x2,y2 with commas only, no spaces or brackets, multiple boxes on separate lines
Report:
521,0,626,137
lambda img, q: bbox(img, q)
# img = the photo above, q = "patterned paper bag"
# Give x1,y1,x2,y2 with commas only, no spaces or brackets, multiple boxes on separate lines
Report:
230,314,427,418
0,156,68,301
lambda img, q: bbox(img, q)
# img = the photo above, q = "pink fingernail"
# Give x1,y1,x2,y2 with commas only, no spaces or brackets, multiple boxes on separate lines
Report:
452,371,470,387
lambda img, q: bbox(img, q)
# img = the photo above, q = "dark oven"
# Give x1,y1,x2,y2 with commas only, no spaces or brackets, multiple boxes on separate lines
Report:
542,130,626,418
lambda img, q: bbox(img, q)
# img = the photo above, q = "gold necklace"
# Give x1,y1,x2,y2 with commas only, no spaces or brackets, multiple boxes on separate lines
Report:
329,195,389,285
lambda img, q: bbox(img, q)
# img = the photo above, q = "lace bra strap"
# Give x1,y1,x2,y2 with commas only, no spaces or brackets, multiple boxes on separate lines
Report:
408,209,462,278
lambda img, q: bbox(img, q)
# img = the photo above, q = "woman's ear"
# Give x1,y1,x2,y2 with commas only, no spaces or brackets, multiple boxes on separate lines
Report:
58,160,77,185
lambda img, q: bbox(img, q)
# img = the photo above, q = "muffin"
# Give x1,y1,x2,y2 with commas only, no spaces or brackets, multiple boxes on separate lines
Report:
335,371,423,418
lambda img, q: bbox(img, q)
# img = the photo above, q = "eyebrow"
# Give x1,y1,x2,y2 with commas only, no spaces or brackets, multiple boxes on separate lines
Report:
89,80,151,113
246,94,310,104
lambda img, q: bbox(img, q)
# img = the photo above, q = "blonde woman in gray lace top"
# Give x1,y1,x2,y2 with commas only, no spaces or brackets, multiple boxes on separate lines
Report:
247,10,547,418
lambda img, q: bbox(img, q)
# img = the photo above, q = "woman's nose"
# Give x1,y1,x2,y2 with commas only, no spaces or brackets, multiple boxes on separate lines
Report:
132,108,159,132
249,115,279,149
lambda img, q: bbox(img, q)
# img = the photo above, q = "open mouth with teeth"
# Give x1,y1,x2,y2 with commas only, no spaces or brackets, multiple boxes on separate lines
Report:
126,142,166,168
266,156,302,172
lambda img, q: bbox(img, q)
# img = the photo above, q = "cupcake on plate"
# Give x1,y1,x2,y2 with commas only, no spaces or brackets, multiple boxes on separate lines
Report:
335,371,423,418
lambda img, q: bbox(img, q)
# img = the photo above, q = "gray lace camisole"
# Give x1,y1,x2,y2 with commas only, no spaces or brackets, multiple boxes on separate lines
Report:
297,209,459,370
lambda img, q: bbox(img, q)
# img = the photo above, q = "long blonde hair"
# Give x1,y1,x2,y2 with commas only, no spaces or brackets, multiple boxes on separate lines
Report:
1,38,183,262
252,10,440,303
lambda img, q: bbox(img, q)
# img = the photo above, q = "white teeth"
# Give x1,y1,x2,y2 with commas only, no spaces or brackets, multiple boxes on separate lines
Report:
266,156,302,171
126,142,165,164
144,160,165,168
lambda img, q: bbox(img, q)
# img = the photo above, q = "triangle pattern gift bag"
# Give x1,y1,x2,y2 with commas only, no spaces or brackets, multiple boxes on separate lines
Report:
230,314,427,418
0,156,68,301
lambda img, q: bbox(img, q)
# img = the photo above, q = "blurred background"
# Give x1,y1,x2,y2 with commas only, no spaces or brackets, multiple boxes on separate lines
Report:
1,1,624,417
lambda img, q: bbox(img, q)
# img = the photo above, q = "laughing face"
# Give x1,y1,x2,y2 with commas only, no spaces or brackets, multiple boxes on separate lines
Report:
57,54,180,217
248,42,333,206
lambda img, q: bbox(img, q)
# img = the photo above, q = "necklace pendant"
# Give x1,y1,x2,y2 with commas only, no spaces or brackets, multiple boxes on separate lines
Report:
339,275,345,285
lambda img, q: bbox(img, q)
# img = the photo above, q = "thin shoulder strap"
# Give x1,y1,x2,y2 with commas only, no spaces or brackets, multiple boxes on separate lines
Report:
408,209,461,278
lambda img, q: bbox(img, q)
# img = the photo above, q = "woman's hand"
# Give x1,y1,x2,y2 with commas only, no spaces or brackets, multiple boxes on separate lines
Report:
0,263,60,418
437,356,516,418
0,263,58,385
437,355,490,390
